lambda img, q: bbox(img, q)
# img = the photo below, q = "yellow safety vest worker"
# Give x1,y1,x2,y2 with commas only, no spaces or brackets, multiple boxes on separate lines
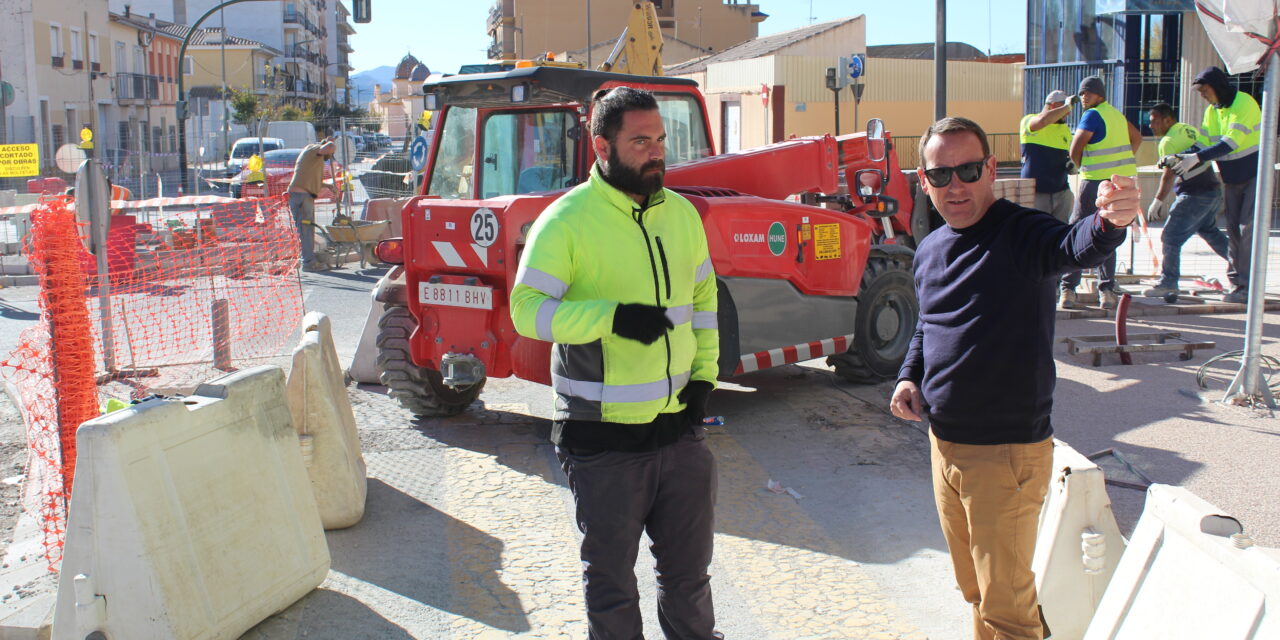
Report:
1018,114,1070,150
1201,90,1261,163
1158,122,1213,182
511,165,719,424
1080,101,1137,180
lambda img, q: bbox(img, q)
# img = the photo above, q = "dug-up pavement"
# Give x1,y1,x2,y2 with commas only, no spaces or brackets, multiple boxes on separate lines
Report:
0,295,1277,639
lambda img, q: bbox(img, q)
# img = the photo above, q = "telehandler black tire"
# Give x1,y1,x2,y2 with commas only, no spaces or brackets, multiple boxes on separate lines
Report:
376,306,484,416
827,256,917,384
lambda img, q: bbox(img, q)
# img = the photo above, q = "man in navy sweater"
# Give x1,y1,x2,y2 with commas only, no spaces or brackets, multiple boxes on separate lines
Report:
889,117,1138,640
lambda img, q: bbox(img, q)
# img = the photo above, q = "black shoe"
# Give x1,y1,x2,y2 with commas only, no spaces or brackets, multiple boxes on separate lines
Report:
1223,287,1248,304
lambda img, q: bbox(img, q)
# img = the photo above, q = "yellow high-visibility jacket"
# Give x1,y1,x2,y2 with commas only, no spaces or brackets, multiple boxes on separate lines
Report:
511,165,719,424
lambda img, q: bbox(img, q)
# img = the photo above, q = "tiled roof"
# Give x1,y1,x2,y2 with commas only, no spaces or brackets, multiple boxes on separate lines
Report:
110,13,277,52
665,16,860,75
867,42,990,60
109,13,183,42
161,24,277,51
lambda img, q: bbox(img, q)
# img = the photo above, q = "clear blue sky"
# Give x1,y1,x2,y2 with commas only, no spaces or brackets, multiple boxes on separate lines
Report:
347,0,1026,75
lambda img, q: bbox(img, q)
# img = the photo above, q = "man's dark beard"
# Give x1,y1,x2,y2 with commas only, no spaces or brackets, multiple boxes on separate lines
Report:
600,146,665,197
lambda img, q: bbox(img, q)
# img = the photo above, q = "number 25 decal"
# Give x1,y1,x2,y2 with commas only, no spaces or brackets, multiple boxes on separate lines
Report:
471,208,499,247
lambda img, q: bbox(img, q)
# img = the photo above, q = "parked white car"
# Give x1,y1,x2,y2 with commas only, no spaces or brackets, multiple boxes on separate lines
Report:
226,137,285,178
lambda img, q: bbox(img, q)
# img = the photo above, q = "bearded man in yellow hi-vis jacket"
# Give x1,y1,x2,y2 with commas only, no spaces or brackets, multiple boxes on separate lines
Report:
510,87,722,640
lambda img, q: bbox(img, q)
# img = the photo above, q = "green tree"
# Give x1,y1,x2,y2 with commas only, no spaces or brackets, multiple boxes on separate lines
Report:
229,89,261,125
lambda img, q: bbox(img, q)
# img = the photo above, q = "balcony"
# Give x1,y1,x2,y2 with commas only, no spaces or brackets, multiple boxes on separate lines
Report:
284,9,303,29
51,55,64,68
116,72,160,101
338,20,355,34
338,37,353,53
487,1,503,31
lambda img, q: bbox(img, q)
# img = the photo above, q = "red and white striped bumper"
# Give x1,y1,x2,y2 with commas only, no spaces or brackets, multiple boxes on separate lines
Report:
733,334,855,375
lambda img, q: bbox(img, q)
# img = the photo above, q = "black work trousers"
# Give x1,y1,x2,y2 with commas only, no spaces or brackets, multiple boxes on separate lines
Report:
557,427,718,640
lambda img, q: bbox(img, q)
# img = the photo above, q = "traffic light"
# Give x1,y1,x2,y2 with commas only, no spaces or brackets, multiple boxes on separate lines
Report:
352,0,371,23
175,100,189,120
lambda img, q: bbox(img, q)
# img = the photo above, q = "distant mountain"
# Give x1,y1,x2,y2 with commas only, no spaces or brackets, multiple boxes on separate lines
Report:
350,65,396,102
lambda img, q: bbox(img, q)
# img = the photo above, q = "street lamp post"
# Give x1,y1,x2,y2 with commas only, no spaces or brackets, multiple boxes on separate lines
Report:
177,0,275,193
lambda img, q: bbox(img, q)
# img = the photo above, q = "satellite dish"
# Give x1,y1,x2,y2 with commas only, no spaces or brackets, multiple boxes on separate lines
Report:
56,144,87,174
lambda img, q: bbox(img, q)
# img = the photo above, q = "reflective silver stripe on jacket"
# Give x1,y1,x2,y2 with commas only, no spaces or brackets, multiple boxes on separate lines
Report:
535,299,560,341
1083,143,1130,157
552,370,691,404
695,256,714,282
1229,122,1255,135
1083,157,1136,172
1220,146,1258,161
666,304,693,326
515,265,569,299
1221,136,1240,150
1182,163,1212,180
692,311,718,330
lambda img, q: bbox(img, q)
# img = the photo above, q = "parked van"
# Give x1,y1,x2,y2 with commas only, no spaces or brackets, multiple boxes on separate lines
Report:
226,137,285,177
264,121,317,150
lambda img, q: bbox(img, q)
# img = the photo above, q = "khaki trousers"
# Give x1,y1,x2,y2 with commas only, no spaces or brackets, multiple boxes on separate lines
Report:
930,432,1053,640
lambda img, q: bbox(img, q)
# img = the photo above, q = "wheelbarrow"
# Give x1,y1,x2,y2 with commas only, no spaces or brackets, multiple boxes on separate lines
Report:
319,218,389,269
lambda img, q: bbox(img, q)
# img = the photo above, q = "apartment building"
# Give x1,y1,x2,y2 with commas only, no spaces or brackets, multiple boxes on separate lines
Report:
0,0,114,168
107,10,184,173
109,0,343,103
327,0,355,104
487,0,766,65
169,24,281,160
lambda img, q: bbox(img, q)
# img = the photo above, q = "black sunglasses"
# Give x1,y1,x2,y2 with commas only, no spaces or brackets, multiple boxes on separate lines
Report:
922,157,989,188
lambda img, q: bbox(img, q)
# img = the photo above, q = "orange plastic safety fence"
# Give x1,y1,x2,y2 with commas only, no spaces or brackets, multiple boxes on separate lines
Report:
1,194,305,570
2,200,98,569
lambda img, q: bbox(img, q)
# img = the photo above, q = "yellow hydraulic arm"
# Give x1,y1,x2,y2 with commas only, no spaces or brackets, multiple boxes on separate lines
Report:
597,2,664,76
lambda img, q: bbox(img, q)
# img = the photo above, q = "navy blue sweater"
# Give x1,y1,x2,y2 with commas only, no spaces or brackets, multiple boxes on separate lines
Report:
898,199,1126,445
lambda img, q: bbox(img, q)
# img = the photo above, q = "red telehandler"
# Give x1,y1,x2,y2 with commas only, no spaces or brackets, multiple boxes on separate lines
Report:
368,64,921,416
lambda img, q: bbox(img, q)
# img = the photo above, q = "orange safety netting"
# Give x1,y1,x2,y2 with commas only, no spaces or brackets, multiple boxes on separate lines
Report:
1,194,305,569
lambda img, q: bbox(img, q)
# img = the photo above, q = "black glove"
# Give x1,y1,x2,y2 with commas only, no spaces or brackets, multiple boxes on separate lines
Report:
612,303,672,344
678,380,714,426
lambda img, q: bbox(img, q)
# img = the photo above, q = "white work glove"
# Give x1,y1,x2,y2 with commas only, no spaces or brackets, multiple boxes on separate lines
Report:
1146,198,1170,223
1173,153,1201,176
1065,159,1079,175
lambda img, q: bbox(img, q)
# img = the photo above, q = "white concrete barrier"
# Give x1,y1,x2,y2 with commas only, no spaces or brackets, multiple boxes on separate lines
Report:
52,366,329,640
347,288,384,384
1084,484,1280,639
288,312,368,529
1032,440,1126,640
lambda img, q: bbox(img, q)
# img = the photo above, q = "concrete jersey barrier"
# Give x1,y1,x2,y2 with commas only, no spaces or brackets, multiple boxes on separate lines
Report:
1032,440,1126,640
347,287,385,384
1084,484,1280,639
288,312,368,529
52,366,330,640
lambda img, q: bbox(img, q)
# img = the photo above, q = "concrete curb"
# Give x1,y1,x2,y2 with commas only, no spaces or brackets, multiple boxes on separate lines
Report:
0,276,37,288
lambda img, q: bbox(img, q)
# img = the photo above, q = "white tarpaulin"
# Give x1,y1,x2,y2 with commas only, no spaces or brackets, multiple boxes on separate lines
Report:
1196,0,1278,74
